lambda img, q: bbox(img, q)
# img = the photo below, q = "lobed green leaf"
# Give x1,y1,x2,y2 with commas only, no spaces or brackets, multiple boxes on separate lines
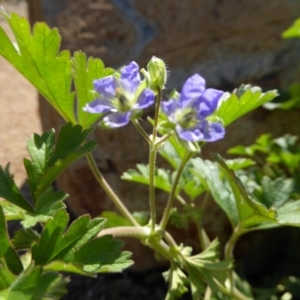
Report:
0,10,76,123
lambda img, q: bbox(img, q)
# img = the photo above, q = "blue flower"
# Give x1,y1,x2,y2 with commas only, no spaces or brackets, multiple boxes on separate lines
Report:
161,74,225,142
83,61,155,128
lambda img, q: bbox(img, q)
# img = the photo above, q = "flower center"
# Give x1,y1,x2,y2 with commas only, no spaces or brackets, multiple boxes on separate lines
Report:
176,108,198,129
114,87,132,112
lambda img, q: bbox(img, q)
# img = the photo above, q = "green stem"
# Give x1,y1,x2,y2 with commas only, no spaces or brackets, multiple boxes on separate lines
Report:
160,151,194,229
224,225,243,260
152,88,162,140
98,226,151,239
216,281,252,300
148,89,162,232
149,147,157,232
131,119,151,144
98,225,171,259
86,153,139,227
224,225,244,297
154,133,173,148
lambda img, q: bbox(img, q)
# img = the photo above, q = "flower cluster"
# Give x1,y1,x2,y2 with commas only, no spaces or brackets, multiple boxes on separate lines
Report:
161,74,225,142
84,60,225,143
83,61,155,128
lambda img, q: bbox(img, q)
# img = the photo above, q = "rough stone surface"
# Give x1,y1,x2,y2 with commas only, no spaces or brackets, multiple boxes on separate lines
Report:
31,0,300,269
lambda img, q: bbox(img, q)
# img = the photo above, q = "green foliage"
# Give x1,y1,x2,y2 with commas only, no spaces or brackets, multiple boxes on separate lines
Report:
282,18,300,39
0,206,23,275
0,263,69,300
0,9,75,123
184,240,232,299
122,164,174,193
72,51,114,129
0,165,33,213
25,123,97,201
214,84,278,126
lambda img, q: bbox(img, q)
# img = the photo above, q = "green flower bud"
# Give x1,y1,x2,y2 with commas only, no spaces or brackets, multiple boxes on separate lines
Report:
147,56,167,90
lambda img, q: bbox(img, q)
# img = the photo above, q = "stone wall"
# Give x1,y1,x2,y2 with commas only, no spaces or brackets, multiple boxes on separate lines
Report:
29,0,300,269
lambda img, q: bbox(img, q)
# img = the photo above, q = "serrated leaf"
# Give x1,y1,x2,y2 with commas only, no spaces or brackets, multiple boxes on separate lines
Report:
32,208,69,265
0,259,16,290
276,200,300,225
11,228,40,251
25,123,97,200
215,85,278,126
32,209,106,266
190,158,239,228
0,10,75,123
0,263,68,300
184,240,232,299
213,154,277,228
0,200,25,221
0,206,23,275
164,265,188,300
225,158,255,171
282,18,300,39
0,165,33,212
55,232,133,273
122,164,174,193
72,51,114,128
44,261,94,277
260,176,294,209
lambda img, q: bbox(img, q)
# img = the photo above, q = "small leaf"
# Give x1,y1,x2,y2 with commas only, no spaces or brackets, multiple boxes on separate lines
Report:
215,85,278,126
164,265,188,300
0,263,68,300
11,228,40,251
25,124,97,200
282,18,300,39
72,51,114,129
184,240,232,299
0,206,23,275
225,158,256,171
0,165,33,212
0,259,16,290
100,211,131,228
44,261,94,277
122,164,174,193
213,154,277,228
260,176,294,209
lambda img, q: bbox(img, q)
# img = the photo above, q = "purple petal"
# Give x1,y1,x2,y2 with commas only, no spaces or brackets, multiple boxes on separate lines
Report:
161,99,178,121
200,121,225,142
103,111,132,128
93,76,117,98
83,98,115,114
120,61,141,93
176,124,205,142
176,121,225,142
198,88,224,118
133,88,155,109
179,74,206,108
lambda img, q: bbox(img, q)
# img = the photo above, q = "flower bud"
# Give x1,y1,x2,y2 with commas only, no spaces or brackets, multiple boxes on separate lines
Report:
147,56,167,90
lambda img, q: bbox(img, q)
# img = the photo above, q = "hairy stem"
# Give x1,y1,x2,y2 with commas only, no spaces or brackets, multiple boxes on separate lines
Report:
149,147,157,232
160,151,194,229
131,119,150,144
148,89,162,232
86,153,139,227
152,88,162,140
98,226,171,259
224,225,244,297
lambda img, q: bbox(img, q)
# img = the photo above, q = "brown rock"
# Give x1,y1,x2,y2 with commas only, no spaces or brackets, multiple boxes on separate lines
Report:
27,0,300,270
